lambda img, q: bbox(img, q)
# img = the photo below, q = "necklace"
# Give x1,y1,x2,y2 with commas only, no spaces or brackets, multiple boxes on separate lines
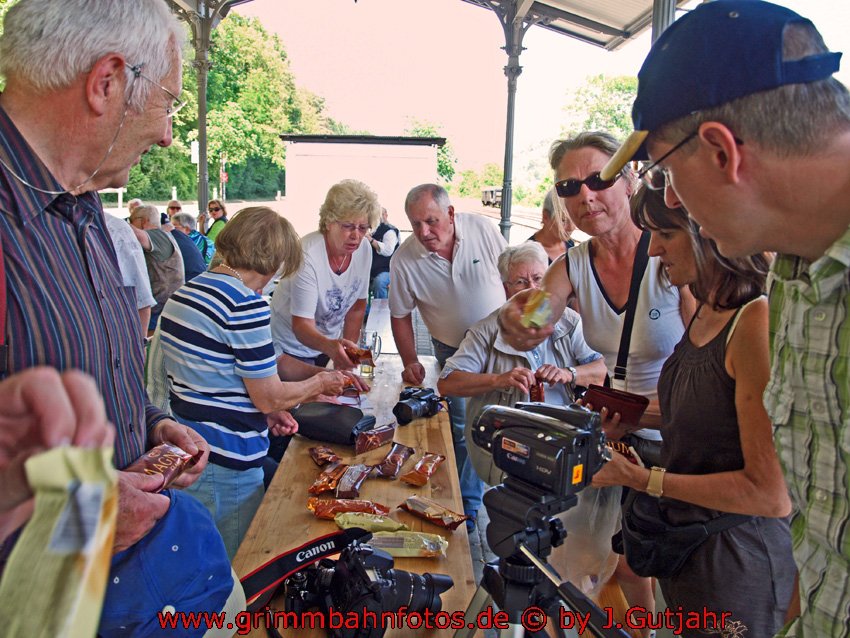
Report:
330,253,350,275
219,263,244,283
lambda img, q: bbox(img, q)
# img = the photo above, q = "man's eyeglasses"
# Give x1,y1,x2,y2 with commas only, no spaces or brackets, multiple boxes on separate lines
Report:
555,172,620,198
126,63,187,119
506,274,544,289
337,222,371,235
637,131,697,191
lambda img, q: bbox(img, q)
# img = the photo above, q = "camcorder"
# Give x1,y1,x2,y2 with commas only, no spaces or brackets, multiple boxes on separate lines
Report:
392,387,443,425
472,402,609,497
284,542,452,638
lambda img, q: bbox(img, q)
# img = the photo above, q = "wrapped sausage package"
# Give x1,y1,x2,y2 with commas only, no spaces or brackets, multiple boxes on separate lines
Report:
0,447,117,638
125,443,202,491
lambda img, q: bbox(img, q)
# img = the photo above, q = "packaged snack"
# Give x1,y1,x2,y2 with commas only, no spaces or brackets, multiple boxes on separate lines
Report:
399,452,446,487
125,443,202,492
606,440,645,468
308,462,348,495
309,445,341,467
343,345,375,367
355,424,395,455
335,464,373,499
520,289,553,328
398,495,469,531
333,513,409,532
368,531,448,558
530,381,545,402
373,442,415,479
307,497,390,520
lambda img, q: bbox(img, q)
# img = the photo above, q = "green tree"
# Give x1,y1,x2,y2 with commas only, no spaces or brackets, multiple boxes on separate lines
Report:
563,74,637,141
479,162,504,188
405,119,457,183
455,170,480,198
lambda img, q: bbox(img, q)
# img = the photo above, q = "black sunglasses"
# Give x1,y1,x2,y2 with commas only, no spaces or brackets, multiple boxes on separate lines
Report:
208,206,222,212
554,171,619,198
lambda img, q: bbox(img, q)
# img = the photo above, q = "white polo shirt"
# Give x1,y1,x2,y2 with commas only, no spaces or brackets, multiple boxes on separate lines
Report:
389,213,507,348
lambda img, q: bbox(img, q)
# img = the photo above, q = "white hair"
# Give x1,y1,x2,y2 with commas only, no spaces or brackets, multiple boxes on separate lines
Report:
171,212,197,231
134,204,161,227
0,0,185,111
497,243,548,282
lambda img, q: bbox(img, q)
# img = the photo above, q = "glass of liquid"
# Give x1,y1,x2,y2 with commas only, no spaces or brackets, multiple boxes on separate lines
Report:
358,329,381,377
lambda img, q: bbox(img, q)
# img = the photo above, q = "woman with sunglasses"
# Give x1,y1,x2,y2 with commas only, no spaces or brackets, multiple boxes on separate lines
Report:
500,131,696,633
201,198,228,243
270,179,381,371
592,187,796,637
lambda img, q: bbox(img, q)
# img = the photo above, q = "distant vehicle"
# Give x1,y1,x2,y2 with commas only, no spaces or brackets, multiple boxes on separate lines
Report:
481,186,503,207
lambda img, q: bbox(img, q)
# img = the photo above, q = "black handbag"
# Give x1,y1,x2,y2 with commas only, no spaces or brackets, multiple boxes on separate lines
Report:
620,490,751,579
289,402,376,446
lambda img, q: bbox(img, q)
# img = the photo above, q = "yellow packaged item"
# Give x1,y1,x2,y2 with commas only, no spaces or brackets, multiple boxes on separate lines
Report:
368,531,449,558
520,289,553,328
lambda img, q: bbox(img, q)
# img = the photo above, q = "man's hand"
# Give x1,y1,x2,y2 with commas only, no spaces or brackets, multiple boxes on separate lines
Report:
328,339,358,371
340,371,370,393
316,370,347,397
402,362,426,385
266,410,298,437
0,368,114,517
498,290,555,351
114,470,170,553
535,364,572,386
149,419,209,488
494,367,536,395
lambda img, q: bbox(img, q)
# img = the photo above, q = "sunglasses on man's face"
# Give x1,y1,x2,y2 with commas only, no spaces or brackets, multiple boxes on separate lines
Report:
554,171,620,198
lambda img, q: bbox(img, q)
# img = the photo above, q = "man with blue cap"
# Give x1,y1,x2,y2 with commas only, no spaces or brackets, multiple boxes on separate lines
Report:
599,2,850,636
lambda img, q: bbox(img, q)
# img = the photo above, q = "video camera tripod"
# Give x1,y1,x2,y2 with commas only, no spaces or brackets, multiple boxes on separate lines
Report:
454,479,630,638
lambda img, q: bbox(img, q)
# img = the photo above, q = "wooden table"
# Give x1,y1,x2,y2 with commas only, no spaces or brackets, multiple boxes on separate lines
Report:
233,355,476,637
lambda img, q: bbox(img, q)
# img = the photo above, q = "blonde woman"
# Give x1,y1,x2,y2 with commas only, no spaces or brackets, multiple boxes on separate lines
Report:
527,186,577,263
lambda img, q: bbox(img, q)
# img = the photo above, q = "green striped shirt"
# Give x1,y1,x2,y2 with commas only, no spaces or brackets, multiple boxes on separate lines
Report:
766,224,850,638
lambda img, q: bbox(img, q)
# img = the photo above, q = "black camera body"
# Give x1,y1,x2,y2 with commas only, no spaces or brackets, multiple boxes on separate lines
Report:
472,403,608,497
392,386,442,425
284,543,452,638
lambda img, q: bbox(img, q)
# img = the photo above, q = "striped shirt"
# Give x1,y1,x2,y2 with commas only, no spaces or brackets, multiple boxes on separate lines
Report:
159,272,277,471
0,105,166,469
765,224,850,638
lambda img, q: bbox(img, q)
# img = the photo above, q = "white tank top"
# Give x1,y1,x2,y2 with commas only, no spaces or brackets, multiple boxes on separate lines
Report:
567,241,685,439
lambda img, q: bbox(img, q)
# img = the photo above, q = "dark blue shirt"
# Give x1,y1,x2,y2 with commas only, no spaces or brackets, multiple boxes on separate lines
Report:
171,228,206,282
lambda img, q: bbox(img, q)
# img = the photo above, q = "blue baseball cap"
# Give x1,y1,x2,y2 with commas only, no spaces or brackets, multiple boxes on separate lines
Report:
600,0,842,180
99,490,236,638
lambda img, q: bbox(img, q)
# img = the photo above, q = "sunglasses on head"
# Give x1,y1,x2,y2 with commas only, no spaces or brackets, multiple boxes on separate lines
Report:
554,171,619,198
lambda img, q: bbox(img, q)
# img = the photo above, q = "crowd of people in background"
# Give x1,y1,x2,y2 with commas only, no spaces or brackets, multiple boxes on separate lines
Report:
0,2,848,638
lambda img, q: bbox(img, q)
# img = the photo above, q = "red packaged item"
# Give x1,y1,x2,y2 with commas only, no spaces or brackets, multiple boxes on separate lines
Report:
355,424,395,455
398,495,469,531
125,443,202,492
373,443,415,479
309,446,341,467
606,440,645,468
335,464,373,499
308,462,348,495
343,345,375,367
307,497,390,520
399,452,446,487
530,381,545,402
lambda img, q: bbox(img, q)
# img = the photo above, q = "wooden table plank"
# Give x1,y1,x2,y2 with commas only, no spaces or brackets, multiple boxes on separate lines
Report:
365,298,398,355
233,355,476,637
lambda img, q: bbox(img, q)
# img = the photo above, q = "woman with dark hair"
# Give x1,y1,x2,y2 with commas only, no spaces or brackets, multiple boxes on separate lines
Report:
592,187,796,637
159,207,347,557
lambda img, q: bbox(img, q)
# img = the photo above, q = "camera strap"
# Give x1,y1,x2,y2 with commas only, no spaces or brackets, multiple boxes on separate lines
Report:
240,527,372,613
613,231,650,382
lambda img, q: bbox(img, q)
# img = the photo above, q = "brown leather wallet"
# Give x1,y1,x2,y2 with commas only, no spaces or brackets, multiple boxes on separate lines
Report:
583,384,649,427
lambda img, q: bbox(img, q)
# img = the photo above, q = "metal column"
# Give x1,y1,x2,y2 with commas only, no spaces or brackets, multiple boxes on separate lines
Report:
651,0,677,42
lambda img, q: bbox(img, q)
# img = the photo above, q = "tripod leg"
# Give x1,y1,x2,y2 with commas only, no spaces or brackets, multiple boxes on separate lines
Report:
453,585,493,638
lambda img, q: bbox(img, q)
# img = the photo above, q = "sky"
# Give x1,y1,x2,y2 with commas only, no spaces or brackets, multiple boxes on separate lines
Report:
235,0,850,174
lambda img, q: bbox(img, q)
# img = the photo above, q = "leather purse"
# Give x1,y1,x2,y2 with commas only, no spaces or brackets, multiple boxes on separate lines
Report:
582,384,649,428
289,402,376,446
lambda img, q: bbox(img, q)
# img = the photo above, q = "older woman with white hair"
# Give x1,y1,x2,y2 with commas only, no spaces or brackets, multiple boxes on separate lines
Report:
438,241,606,482
528,186,577,264
271,179,382,370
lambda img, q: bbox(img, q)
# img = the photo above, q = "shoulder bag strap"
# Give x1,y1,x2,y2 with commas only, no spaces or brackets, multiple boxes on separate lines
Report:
0,235,6,376
613,231,651,382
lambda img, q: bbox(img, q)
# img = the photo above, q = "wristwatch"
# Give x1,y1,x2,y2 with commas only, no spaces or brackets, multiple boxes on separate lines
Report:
646,466,667,498
566,366,578,388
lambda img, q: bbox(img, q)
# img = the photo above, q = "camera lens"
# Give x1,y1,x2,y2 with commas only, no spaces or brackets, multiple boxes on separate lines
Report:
383,569,454,614
393,399,424,425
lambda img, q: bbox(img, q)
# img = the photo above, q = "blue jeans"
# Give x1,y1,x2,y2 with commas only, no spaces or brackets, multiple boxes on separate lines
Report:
431,338,484,517
370,271,390,299
184,463,265,560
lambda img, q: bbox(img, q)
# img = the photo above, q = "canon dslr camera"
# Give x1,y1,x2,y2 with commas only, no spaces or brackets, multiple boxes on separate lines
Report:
284,543,453,638
392,387,442,425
